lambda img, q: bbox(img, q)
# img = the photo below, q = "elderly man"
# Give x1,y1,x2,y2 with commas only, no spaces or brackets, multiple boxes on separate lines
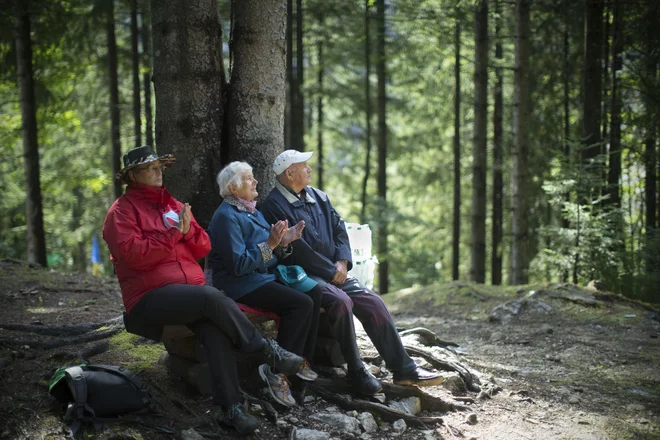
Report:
260,150,442,389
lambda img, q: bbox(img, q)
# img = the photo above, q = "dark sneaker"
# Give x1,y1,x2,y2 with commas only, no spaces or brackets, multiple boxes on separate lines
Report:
263,339,304,376
221,404,260,435
349,367,382,396
393,367,443,387
259,364,297,407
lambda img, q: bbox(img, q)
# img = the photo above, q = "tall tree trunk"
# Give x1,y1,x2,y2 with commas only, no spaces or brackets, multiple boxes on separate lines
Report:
492,0,503,285
285,0,293,148
141,8,153,148
644,1,658,276
511,0,531,285
607,0,623,209
150,0,224,227
452,13,461,281
131,0,141,147
470,0,488,284
376,0,388,294
317,26,324,190
227,0,286,202
14,0,47,267
107,0,122,200
361,0,372,225
561,2,571,282
582,0,603,174
295,0,304,150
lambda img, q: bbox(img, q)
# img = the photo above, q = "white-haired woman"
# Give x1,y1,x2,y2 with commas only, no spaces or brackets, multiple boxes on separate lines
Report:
208,161,322,408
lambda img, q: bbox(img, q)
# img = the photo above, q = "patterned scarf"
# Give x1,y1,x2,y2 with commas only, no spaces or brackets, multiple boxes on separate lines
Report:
224,195,256,213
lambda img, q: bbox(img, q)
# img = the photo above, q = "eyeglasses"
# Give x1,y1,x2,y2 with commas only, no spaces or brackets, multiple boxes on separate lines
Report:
136,164,164,174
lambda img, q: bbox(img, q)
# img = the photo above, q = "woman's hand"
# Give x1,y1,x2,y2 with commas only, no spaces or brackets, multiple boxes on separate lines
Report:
180,203,192,235
267,220,288,249
280,220,305,247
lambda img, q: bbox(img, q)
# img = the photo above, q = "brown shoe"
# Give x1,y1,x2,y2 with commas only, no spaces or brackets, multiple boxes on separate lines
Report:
393,367,443,387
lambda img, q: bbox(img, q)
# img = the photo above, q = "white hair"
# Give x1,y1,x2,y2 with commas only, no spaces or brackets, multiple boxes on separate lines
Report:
217,161,253,197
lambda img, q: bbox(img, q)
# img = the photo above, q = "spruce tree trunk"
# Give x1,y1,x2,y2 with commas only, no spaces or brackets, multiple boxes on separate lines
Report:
317,28,324,190
14,0,47,267
452,14,461,281
511,0,531,285
150,0,224,227
582,0,603,170
607,0,623,209
295,0,304,150
107,0,122,200
376,0,388,294
492,0,503,285
285,0,293,149
361,0,372,225
226,0,286,201
470,0,488,284
141,9,153,148
131,0,141,147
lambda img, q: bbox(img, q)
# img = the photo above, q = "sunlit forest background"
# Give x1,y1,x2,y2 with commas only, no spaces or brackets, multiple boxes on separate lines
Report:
1,0,658,301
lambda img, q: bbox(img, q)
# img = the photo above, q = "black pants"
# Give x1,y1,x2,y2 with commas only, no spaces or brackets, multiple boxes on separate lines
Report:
125,284,266,408
239,281,322,363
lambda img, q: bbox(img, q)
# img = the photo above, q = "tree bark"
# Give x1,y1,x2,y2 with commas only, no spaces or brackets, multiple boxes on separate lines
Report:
14,0,47,267
581,0,603,169
492,0,503,286
227,0,287,202
150,0,224,227
452,14,461,281
285,0,293,149
107,0,122,200
511,0,531,285
361,0,372,225
470,0,488,284
376,0,388,294
607,0,623,209
295,0,304,150
317,14,325,190
131,0,141,148
141,8,154,148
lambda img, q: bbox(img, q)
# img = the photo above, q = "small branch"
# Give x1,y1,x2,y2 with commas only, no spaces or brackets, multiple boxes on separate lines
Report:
308,383,427,428
0,315,123,336
51,340,110,362
241,390,278,424
0,325,124,349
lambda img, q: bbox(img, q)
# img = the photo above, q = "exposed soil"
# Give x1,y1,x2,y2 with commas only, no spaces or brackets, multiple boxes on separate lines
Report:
0,259,658,440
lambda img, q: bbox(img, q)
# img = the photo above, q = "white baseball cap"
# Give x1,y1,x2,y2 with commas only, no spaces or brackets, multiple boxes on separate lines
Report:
273,150,314,175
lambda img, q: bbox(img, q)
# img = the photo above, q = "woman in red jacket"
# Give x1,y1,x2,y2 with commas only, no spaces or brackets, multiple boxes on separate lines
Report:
102,146,303,435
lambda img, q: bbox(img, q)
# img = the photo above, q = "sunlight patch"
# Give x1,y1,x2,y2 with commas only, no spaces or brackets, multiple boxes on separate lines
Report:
26,307,59,314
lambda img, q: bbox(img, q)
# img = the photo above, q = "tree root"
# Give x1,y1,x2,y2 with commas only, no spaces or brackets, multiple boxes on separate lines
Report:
241,390,279,424
308,383,428,428
0,325,123,349
51,340,110,362
0,315,123,336
403,345,481,392
398,327,459,348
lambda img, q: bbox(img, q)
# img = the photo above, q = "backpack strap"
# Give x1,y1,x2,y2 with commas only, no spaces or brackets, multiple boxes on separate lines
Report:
86,365,163,412
64,366,96,420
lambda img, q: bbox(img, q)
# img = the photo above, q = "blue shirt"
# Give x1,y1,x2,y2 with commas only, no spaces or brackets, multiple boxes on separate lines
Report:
208,201,278,299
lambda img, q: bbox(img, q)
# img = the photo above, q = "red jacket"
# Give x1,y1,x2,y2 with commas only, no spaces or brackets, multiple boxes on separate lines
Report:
102,183,211,313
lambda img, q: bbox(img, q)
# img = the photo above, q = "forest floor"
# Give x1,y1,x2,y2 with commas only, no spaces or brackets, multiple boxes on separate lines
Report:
0,258,658,440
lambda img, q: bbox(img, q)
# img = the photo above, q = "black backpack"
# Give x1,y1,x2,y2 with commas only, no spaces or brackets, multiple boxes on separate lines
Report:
49,364,162,434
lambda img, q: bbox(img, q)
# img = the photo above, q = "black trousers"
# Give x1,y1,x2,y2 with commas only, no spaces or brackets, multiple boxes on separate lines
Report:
125,284,266,408
239,281,322,363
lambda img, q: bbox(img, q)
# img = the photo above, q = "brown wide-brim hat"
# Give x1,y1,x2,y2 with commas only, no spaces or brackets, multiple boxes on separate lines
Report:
115,145,176,183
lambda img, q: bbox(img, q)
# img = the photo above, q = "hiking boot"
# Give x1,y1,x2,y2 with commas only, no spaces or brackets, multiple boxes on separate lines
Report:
221,404,260,435
258,364,297,407
349,367,382,396
296,359,318,382
393,367,443,387
263,339,304,376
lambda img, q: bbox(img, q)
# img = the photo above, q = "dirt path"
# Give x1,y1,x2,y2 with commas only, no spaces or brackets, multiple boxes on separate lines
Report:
0,260,658,439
